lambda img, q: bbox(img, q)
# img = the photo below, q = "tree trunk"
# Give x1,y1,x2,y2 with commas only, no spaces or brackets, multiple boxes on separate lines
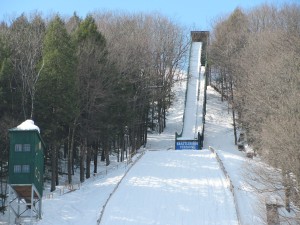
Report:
93,141,98,174
101,144,105,161
232,107,237,145
55,146,59,186
120,136,124,162
144,126,148,147
130,129,135,155
283,171,291,212
50,146,56,192
163,103,166,130
209,66,212,85
157,100,162,133
86,139,91,179
144,107,149,147
68,123,76,184
221,70,224,102
104,140,110,166
230,79,238,145
117,136,120,162
80,144,85,183
151,100,155,131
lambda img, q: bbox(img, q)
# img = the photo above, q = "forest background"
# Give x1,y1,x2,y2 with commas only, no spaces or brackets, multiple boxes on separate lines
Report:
0,2,300,220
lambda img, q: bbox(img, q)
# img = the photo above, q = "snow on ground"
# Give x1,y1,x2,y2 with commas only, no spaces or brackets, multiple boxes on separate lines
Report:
35,161,129,225
146,78,186,151
100,150,239,225
203,86,266,224
98,78,240,224
0,67,270,225
0,74,186,225
203,86,239,153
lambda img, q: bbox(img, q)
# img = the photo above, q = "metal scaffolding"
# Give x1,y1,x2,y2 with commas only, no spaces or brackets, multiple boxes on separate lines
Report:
8,184,42,224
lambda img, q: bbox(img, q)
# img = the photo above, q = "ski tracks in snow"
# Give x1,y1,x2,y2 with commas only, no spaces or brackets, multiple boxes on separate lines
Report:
99,150,239,225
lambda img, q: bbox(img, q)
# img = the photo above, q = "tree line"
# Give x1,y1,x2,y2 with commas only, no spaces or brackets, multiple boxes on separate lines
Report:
0,11,188,196
209,2,300,221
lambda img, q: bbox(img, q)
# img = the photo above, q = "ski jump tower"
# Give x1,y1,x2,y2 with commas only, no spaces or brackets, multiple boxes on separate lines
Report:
175,31,209,150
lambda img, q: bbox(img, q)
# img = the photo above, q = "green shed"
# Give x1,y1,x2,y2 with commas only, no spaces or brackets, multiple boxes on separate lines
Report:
8,119,45,221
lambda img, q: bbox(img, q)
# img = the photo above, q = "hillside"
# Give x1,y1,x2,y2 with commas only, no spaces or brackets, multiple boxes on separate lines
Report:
34,78,264,224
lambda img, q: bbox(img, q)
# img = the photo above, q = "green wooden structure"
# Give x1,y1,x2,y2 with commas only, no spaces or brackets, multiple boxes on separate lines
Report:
8,120,45,222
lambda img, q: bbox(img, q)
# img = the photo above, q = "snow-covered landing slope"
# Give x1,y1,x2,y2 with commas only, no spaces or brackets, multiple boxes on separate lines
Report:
100,150,239,225
203,86,266,224
179,42,205,140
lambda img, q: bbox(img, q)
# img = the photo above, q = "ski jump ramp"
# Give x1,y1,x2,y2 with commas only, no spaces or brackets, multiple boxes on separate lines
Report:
175,31,209,150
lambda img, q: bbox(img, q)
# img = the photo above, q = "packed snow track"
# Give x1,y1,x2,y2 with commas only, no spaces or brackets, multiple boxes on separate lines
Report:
180,42,203,140
99,150,239,225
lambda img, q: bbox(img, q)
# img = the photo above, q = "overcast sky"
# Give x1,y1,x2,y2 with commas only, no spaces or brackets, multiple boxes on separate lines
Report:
1,0,297,30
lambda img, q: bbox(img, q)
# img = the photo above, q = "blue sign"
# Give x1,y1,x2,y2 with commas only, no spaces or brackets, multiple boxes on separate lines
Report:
176,141,199,150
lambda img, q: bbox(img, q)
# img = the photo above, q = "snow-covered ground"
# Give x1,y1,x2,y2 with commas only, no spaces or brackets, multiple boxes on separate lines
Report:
100,150,239,225
7,162,131,225
0,77,268,225
97,83,267,225
1,61,271,224
203,86,266,224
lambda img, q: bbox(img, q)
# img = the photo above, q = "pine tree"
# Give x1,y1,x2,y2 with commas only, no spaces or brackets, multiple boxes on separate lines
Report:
73,15,109,181
36,15,78,192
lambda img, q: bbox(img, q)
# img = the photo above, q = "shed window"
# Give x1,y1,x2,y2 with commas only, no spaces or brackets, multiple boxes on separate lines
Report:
14,144,31,152
22,165,30,173
14,165,22,173
15,144,22,152
23,144,31,152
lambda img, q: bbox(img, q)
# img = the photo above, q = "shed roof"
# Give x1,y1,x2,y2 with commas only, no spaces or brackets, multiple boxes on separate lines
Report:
9,120,46,148
10,119,40,133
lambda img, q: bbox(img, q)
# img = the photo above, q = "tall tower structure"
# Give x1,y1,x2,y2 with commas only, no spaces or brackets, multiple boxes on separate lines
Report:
8,120,45,224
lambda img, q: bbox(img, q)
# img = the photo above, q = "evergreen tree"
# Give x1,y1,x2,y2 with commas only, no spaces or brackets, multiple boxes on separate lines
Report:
35,15,77,191
73,15,109,180
0,35,12,212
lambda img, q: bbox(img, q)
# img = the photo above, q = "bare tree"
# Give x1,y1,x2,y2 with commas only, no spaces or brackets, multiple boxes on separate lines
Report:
8,13,45,119
209,8,249,144
94,11,188,142
210,3,300,222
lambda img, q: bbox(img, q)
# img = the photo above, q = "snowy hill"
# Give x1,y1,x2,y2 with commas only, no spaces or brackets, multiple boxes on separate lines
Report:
100,150,238,225
46,80,263,224
1,74,268,225
97,83,267,225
